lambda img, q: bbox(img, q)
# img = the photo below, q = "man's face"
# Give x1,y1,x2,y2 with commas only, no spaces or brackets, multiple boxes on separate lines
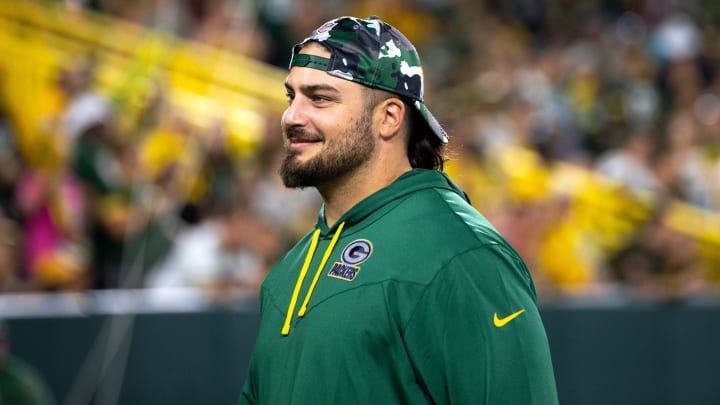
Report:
280,43,376,188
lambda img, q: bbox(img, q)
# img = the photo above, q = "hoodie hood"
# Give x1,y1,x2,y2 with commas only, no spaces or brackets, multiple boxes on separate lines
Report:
316,169,469,235
278,168,469,336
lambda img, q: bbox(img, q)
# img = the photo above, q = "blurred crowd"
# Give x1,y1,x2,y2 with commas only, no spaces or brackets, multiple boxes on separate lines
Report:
0,0,719,304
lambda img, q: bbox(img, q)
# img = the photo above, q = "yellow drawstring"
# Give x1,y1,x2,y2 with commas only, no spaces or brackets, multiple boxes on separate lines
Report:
280,222,346,336
299,222,345,317
281,229,321,336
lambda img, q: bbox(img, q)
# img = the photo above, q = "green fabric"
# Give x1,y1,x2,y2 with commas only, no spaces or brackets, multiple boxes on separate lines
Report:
289,54,330,71
240,169,558,404
0,357,55,405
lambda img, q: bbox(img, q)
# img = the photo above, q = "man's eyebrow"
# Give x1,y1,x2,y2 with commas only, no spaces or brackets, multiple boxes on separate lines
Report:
284,82,341,94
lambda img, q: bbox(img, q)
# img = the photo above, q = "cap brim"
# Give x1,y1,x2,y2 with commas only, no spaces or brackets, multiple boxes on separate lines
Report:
416,101,449,144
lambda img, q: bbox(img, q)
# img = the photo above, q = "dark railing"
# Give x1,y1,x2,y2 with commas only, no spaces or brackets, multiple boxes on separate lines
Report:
3,290,720,405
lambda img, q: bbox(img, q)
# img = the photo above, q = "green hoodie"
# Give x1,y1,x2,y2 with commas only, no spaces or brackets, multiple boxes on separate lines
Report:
240,169,558,404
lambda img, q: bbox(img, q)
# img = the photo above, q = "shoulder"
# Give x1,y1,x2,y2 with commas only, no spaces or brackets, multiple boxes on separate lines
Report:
393,183,508,253
360,187,525,286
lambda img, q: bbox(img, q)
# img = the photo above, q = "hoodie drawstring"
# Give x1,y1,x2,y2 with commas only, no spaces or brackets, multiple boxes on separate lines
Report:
299,222,345,316
281,222,345,336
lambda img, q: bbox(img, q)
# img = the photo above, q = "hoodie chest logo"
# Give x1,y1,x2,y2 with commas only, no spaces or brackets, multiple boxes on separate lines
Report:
328,239,373,281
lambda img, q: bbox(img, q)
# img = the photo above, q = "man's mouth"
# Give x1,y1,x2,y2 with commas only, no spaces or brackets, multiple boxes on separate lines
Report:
286,129,323,148
289,138,321,145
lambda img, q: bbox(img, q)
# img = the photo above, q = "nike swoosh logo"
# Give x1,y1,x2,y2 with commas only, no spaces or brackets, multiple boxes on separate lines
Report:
493,309,526,328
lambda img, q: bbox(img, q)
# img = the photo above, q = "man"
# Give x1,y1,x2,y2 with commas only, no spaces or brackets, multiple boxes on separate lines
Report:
240,16,558,404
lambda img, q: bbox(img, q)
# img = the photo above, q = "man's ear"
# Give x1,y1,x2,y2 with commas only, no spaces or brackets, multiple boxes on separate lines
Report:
378,98,406,140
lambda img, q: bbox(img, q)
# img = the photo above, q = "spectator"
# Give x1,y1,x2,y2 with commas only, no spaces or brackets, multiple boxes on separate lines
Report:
665,111,718,209
57,57,111,152
146,205,281,300
0,104,23,221
0,214,25,292
608,199,706,301
594,125,665,196
14,135,89,291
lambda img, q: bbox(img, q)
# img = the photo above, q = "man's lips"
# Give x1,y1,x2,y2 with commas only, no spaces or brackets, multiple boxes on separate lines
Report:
285,127,323,149
287,137,322,149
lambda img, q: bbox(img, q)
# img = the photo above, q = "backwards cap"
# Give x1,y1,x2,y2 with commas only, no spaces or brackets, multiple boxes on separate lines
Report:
289,16,448,144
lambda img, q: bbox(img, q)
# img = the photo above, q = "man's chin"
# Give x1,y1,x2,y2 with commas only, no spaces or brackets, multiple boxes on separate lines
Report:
280,173,314,189
280,159,312,188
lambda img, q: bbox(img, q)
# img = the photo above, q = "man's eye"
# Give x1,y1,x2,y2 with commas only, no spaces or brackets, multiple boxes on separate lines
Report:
311,95,329,103
285,93,294,103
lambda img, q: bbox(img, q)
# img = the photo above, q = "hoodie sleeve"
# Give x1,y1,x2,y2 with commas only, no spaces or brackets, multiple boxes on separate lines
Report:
402,244,558,405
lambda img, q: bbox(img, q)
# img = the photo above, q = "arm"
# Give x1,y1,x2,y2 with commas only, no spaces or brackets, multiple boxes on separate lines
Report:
403,245,558,404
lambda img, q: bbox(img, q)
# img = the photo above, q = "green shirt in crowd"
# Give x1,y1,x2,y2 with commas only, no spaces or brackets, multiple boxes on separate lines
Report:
0,356,55,405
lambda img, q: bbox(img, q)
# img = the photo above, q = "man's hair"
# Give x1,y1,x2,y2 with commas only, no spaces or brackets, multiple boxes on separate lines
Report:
363,87,446,171
405,103,446,171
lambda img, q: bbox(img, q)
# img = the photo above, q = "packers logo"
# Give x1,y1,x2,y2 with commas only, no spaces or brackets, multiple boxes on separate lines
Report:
328,239,373,282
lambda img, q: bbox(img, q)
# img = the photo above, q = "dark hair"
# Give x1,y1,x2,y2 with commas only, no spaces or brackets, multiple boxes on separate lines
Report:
363,88,446,171
405,101,446,171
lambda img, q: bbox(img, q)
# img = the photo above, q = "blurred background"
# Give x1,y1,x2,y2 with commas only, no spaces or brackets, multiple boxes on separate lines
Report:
0,0,719,404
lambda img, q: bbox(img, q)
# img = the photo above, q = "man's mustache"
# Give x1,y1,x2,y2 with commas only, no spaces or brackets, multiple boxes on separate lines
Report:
285,127,323,143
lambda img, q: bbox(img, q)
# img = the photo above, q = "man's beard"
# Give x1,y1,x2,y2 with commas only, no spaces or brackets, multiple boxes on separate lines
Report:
279,112,375,189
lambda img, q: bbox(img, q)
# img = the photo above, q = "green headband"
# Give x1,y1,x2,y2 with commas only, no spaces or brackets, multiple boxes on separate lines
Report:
290,54,330,71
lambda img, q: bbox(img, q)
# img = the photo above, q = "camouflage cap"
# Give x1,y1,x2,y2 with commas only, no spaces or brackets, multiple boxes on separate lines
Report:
289,16,449,144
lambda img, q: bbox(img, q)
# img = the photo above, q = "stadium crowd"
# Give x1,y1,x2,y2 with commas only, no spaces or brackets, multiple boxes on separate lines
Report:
0,0,719,303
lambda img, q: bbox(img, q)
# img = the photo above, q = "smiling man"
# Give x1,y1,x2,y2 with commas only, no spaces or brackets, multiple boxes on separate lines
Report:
239,16,558,404
278,41,378,196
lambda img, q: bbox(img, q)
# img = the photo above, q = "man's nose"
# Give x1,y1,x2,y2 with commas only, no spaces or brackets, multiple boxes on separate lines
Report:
282,97,308,128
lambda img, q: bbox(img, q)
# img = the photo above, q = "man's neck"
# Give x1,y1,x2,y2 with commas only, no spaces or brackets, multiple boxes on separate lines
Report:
319,162,411,227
